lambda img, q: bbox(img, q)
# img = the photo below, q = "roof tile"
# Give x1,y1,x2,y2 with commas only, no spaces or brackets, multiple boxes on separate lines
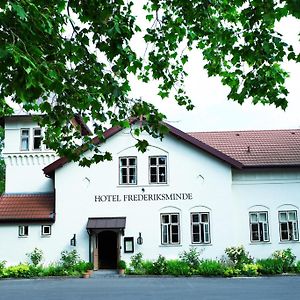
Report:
189,129,300,167
0,193,55,222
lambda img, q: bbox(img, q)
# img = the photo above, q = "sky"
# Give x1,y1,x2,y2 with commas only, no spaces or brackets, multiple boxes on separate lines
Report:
128,7,300,133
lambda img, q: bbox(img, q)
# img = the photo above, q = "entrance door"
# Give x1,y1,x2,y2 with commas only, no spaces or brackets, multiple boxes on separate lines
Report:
98,231,118,269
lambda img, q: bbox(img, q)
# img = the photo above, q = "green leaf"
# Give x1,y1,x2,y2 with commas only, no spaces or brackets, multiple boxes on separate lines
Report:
11,3,27,20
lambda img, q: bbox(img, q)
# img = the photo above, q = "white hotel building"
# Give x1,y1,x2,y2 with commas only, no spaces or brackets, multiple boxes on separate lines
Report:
0,114,300,269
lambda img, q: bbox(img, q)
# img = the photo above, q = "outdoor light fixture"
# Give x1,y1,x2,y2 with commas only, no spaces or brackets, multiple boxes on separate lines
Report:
137,232,143,245
70,234,76,246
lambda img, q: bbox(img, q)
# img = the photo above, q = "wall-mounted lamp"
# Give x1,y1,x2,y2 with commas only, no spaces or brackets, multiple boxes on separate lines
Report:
70,234,76,247
137,232,143,245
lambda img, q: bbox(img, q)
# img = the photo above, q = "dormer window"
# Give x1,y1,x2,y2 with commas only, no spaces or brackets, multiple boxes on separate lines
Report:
20,129,30,151
33,128,42,150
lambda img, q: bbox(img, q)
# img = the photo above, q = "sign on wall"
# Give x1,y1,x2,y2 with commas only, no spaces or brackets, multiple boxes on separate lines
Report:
94,193,193,203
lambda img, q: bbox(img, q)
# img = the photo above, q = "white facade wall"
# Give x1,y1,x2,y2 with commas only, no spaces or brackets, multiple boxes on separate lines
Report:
52,129,234,264
3,117,57,193
232,169,300,259
1,119,300,266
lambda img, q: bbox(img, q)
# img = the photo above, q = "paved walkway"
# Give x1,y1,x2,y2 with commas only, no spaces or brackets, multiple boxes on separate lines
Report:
1,275,300,300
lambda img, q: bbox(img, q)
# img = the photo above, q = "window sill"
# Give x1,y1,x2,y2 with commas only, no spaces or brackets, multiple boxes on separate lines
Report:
18,236,28,238
41,235,51,238
279,240,299,244
189,243,212,247
117,184,170,188
249,241,272,245
159,244,182,248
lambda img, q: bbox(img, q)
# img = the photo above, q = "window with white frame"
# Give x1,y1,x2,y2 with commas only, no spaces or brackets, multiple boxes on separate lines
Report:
119,157,137,185
161,213,180,244
249,211,269,242
20,129,30,151
191,212,210,244
33,128,42,150
18,225,29,237
41,225,51,236
279,210,299,241
149,156,167,184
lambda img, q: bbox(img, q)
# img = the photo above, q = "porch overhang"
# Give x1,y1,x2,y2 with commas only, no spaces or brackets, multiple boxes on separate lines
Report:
86,217,126,235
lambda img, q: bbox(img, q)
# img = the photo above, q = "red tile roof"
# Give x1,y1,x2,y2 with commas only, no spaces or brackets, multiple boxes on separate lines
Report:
189,129,300,168
0,193,55,222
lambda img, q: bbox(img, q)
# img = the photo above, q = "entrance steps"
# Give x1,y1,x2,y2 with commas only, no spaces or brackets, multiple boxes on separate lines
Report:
91,269,119,278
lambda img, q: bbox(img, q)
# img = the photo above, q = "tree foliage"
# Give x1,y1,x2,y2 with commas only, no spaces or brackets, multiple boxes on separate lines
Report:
0,126,4,193
0,0,299,165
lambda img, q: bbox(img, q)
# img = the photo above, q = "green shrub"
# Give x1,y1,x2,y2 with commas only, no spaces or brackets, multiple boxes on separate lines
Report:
4,264,32,278
42,263,69,276
225,246,252,268
179,248,202,271
295,261,300,273
223,267,241,277
166,260,190,276
0,260,6,278
60,250,80,271
73,261,90,273
272,248,296,272
118,260,126,270
197,259,224,276
256,258,283,275
27,248,43,266
152,255,167,275
129,252,145,274
141,260,154,275
86,262,94,270
241,263,259,276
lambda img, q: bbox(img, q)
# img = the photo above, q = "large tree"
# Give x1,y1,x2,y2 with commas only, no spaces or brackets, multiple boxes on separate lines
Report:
0,0,299,165
0,126,4,194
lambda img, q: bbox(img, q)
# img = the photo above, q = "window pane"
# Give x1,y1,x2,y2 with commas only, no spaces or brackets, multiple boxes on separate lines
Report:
259,213,267,222
22,129,29,136
21,138,29,150
129,175,136,184
129,167,135,176
192,214,199,223
159,157,166,165
193,233,200,243
150,157,157,165
288,211,296,221
250,213,257,223
204,224,210,243
162,215,169,223
172,225,178,234
171,214,178,223
251,224,259,241
128,158,136,166
193,224,199,233
201,213,209,223
200,224,204,243
263,223,269,241
162,225,168,243
159,167,166,182
120,158,127,166
34,129,41,136
34,137,42,149
279,212,287,222
121,175,127,184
